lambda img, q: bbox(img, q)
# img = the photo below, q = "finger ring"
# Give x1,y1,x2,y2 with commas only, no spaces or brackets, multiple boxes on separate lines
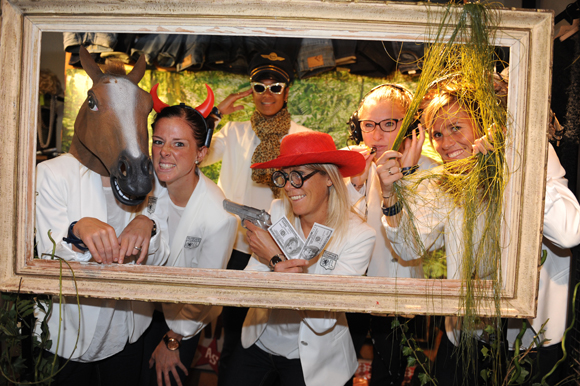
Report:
388,168,393,175
134,246,142,252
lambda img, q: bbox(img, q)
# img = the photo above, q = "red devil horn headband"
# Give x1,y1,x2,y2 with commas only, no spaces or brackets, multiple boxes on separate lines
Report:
150,83,215,118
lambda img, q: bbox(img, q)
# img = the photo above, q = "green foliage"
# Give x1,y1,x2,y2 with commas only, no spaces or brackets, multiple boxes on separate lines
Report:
63,67,421,183
200,161,222,183
0,232,82,385
0,291,55,386
422,247,447,279
395,318,436,386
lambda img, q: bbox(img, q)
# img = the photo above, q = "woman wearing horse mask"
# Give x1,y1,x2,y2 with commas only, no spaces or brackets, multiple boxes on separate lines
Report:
35,47,169,386
140,85,237,386
200,50,311,381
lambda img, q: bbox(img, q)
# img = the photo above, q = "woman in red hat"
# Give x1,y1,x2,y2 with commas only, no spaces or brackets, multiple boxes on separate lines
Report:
220,131,376,386
201,50,312,382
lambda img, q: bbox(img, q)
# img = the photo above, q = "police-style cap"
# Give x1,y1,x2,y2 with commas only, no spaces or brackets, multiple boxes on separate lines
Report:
249,51,294,84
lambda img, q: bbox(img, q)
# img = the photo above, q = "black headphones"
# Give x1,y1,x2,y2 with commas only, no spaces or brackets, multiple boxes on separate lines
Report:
347,83,415,145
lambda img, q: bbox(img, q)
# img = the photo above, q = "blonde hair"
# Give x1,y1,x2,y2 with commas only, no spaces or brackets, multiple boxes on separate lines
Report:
423,77,491,141
358,84,413,117
281,163,350,242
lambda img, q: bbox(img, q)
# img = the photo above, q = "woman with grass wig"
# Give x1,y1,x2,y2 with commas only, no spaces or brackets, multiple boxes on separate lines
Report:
380,75,580,385
220,131,375,386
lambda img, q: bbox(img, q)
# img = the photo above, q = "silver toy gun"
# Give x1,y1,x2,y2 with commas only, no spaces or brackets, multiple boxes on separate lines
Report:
223,199,272,230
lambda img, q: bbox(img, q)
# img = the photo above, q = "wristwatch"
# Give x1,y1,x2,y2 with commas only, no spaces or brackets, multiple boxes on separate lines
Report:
163,333,180,351
268,253,286,271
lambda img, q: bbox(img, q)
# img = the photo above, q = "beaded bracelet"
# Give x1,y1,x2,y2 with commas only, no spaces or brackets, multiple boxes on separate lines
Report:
382,201,403,217
401,165,419,176
62,221,89,252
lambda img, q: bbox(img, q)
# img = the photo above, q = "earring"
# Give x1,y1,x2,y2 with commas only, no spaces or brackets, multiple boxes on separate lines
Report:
195,160,200,165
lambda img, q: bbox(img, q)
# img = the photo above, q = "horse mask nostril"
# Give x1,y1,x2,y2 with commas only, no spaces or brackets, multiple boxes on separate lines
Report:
144,159,153,176
118,159,130,178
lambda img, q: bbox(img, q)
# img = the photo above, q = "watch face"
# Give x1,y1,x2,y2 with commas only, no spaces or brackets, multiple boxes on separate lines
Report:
167,338,180,351
164,335,180,351
269,255,282,270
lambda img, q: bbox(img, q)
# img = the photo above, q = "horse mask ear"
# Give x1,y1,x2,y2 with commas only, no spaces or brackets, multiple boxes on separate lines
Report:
79,45,103,82
126,55,147,85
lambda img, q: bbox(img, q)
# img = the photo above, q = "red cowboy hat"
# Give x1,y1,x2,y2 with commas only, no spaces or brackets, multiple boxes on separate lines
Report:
251,131,365,177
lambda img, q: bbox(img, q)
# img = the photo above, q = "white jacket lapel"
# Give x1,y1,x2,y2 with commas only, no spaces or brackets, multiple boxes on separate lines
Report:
79,164,108,222
167,174,207,266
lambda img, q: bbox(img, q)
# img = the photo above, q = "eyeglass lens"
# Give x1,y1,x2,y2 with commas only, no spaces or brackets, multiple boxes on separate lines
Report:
360,119,401,133
272,170,319,188
252,82,285,95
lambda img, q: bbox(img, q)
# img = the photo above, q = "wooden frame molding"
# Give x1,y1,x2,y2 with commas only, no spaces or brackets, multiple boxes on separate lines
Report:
0,0,553,317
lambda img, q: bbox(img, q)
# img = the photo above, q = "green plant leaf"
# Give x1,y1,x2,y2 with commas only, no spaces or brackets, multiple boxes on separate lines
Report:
402,346,414,356
481,345,490,358
418,373,430,386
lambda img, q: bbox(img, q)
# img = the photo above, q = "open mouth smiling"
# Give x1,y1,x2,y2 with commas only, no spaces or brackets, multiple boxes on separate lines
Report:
111,176,147,206
289,194,306,201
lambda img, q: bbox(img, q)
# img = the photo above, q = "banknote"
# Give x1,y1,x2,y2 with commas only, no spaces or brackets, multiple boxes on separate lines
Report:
299,223,334,260
268,216,304,259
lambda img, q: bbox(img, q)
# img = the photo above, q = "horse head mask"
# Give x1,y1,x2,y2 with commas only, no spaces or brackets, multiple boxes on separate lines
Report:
70,46,153,206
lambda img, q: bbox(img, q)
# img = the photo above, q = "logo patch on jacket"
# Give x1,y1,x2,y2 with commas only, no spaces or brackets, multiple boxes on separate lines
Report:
185,236,202,249
320,251,338,270
147,196,157,214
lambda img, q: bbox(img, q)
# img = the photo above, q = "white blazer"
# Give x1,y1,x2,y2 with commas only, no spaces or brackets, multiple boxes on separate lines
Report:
385,145,580,349
241,200,376,386
506,144,580,349
201,120,310,254
34,153,170,360
348,154,438,279
157,172,237,338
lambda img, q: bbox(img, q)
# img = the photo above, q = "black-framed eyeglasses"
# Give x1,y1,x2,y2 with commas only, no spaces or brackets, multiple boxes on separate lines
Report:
359,118,403,133
251,82,286,95
272,170,320,188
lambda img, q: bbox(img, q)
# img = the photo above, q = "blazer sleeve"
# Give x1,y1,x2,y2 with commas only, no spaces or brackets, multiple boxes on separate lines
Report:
164,210,237,338
543,144,580,249
244,199,283,272
140,183,170,266
346,178,368,218
35,161,91,261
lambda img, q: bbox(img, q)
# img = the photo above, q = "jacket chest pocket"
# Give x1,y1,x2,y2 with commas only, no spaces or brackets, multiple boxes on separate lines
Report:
183,236,202,268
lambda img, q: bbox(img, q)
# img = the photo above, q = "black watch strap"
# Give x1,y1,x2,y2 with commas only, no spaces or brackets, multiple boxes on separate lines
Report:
268,254,285,271
63,221,89,252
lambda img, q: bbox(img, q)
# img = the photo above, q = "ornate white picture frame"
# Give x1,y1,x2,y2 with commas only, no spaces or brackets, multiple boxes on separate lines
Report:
0,0,553,317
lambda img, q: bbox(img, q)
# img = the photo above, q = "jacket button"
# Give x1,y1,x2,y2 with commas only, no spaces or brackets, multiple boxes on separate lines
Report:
300,341,308,346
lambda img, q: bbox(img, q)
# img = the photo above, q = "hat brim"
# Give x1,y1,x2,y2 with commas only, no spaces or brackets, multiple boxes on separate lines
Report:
251,150,365,178
251,69,291,84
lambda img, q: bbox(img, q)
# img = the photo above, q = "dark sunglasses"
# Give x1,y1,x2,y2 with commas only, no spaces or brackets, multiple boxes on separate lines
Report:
251,82,286,95
272,170,320,188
